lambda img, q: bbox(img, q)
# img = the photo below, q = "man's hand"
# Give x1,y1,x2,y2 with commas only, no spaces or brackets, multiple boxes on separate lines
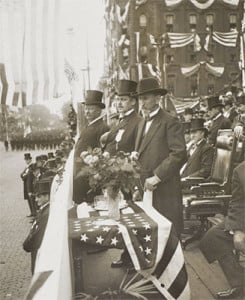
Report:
144,175,161,191
233,231,245,254
234,125,243,139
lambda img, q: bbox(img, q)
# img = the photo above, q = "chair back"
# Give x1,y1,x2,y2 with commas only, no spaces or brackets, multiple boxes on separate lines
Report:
210,129,237,193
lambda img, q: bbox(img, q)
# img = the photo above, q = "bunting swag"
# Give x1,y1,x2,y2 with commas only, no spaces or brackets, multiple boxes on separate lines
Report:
0,0,65,107
116,2,129,24
181,62,224,78
205,63,224,77
181,63,200,78
165,0,239,9
212,30,238,47
164,33,201,51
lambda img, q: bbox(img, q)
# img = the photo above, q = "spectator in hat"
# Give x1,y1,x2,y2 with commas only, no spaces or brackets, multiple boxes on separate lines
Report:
134,77,187,236
207,96,231,146
20,153,35,217
73,90,109,203
182,121,192,145
223,97,238,123
23,178,51,273
183,108,194,122
102,79,142,155
181,119,214,179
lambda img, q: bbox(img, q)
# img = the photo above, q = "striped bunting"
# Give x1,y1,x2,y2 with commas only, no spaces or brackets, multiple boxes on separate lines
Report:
212,30,238,47
166,33,199,49
69,201,190,299
0,0,64,107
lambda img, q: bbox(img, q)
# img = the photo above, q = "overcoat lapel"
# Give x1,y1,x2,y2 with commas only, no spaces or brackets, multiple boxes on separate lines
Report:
135,119,146,151
138,117,161,154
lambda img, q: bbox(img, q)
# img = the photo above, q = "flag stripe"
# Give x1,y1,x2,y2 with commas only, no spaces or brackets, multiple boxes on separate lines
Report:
152,225,179,278
0,64,8,105
168,264,188,299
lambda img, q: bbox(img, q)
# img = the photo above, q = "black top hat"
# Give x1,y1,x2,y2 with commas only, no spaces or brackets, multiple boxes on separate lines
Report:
190,118,207,132
184,108,194,115
237,95,245,105
207,96,224,110
48,152,54,159
24,153,32,160
116,80,138,97
182,122,191,134
36,178,52,195
85,90,105,109
137,77,168,96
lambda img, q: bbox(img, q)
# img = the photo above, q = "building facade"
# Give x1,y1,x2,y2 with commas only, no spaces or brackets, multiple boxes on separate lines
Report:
104,0,244,98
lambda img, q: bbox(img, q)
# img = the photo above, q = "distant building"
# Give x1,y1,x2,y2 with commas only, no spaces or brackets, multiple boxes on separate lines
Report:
104,0,244,98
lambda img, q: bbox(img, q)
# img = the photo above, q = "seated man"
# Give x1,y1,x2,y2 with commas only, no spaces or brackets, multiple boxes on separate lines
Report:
200,161,245,299
23,178,51,274
181,118,214,179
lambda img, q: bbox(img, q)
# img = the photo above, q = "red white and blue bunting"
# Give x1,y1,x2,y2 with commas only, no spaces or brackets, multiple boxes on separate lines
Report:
164,0,239,9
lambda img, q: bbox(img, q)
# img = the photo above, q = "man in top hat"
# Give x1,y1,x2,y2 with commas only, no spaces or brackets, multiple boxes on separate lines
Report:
183,107,194,122
23,177,52,273
21,153,35,217
134,77,187,236
102,79,142,155
207,96,231,146
181,118,214,179
73,90,109,203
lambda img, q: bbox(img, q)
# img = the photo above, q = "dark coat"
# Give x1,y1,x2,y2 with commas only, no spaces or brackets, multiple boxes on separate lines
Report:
200,161,245,264
20,163,34,200
135,109,187,235
208,114,231,145
105,110,142,155
73,118,109,203
182,139,214,178
23,204,49,273
225,161,245,232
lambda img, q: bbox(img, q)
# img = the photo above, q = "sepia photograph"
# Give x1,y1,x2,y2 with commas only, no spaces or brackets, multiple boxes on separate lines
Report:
0,0,244,299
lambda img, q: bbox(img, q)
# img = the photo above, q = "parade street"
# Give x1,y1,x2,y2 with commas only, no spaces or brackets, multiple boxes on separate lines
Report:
0,148,43,300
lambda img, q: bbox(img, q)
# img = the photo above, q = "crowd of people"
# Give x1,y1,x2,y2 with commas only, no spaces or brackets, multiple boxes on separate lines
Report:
21,77,244,299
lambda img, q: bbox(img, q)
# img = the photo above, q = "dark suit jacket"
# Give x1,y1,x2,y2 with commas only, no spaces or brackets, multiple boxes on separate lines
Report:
208,114,231,145
182,139,214,178
105,111,142,155
23,204,49,273
73,118,109,203
225,161,245,232
20,163,34,199
135,109,187,235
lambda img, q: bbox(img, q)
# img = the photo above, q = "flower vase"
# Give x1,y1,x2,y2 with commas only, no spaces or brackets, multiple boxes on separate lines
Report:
106,187,120,221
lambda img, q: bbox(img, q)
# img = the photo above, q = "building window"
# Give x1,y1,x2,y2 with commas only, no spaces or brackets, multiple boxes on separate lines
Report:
229,14,237,30
230,54,236,62
167,74,176,94
139,14,147,28
189,14,197,31
207,74,215,95
166,15,174,32
190,54,197,63
206,14,214,31
166,55,174,64
190,75,198,96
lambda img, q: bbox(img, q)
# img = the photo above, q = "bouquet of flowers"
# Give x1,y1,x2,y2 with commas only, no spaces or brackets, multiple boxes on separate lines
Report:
79,148,141,197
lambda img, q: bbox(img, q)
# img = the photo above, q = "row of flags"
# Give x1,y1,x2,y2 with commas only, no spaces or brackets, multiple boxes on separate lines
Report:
181,62,225,78
0,0,69,107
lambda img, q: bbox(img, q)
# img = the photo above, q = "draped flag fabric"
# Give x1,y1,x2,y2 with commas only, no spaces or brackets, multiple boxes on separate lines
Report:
181,62,224,78
165,33,201,50
165,0,239,9
212,30,238,47
116,2,130,24
0,0,65,107
69,201,190,299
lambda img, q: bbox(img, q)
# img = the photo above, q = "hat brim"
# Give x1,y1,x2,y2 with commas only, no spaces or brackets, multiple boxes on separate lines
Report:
137,88,168,96
190,127,208,132
85,102,105,109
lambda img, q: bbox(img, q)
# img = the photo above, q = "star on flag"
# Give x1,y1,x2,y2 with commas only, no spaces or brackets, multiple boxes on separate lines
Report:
96,236,104,244
143,223,151,230
145,247,152,255
80,233,89,242
103,226,110,232
111,237,119,246
144,235,151,242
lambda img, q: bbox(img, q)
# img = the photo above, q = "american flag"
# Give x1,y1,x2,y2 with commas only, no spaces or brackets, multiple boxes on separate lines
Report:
69,201,190,299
